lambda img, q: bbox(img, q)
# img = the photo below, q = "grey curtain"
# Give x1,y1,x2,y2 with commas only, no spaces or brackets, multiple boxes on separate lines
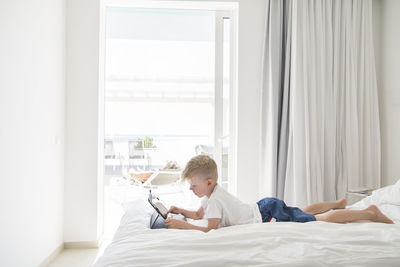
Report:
260,0,292,199
260,0,381,207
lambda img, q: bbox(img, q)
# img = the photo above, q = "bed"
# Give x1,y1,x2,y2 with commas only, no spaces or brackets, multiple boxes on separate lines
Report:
95,180,400,267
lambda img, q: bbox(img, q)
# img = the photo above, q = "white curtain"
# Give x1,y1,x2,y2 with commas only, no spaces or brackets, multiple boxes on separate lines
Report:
260,0,380,208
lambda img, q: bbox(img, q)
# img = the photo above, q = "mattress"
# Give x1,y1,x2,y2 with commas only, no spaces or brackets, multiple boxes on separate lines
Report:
95,180,400,266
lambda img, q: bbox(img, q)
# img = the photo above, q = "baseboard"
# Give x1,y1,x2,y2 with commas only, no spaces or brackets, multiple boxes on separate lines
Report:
38,240,101,266
64,240,100,249
38,243,64,267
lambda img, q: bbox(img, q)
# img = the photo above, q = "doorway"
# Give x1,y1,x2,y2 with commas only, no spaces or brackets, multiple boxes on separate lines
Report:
100,1,238,238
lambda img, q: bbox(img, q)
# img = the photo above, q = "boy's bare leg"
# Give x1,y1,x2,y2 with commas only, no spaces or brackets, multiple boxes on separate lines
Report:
316,205,394,224
302,198,347,215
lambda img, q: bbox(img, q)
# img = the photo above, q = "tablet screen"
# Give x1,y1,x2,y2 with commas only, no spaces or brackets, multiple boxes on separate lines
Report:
154,202,168,218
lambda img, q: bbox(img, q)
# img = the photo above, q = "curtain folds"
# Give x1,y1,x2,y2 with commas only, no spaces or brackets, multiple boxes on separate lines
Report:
260,0,380,207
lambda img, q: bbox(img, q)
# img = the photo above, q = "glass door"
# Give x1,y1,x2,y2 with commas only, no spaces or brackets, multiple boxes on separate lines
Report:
101,5,237,238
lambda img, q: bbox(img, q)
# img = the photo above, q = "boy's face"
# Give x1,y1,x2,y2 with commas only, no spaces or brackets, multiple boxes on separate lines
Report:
189,175,214,198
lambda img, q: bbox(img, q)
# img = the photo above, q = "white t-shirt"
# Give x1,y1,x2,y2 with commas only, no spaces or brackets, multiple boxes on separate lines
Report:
201,184,262,227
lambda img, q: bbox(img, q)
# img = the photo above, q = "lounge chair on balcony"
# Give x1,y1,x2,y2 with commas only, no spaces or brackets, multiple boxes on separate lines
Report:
143,169,182,187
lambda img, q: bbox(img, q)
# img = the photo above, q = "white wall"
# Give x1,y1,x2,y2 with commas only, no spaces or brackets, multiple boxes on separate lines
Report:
65,0,102,242
373,0,400,187
235,1,267,202
0,0,65,266
64,0,267,242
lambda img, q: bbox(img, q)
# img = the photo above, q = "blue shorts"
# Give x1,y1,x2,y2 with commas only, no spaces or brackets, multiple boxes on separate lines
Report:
257,197,316,223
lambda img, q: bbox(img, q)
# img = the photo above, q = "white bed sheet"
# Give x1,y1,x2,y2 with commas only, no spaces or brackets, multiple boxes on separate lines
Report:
95,214,400,267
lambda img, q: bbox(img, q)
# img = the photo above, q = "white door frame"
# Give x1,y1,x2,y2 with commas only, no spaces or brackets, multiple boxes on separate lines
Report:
214,10,238,195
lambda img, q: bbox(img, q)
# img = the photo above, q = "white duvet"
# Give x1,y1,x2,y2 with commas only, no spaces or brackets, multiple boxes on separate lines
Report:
95,180,400,267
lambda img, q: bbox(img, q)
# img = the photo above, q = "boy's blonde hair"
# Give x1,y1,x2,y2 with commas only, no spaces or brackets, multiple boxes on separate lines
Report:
182,155,218,182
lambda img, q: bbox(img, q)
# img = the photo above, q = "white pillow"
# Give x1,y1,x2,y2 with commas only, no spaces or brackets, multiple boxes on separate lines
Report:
350,179,400,208
371,179,400,205
120,198,154,228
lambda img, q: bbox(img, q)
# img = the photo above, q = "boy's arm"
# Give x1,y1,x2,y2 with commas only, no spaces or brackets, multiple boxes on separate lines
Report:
164,218,221,233
168,206,204,220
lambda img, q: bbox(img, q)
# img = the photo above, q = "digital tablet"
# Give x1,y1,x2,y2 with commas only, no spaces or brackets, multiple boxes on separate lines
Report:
148,190,168,219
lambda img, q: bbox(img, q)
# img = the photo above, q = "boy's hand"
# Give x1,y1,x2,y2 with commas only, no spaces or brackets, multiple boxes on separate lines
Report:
164,218,187,229
167,206,181,216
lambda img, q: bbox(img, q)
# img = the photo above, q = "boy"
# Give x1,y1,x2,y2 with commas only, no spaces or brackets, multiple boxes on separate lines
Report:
165,155,394,232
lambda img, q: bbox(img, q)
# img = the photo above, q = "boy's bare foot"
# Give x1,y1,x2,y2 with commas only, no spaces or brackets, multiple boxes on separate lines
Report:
367,205,394,224
335,198,347,209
